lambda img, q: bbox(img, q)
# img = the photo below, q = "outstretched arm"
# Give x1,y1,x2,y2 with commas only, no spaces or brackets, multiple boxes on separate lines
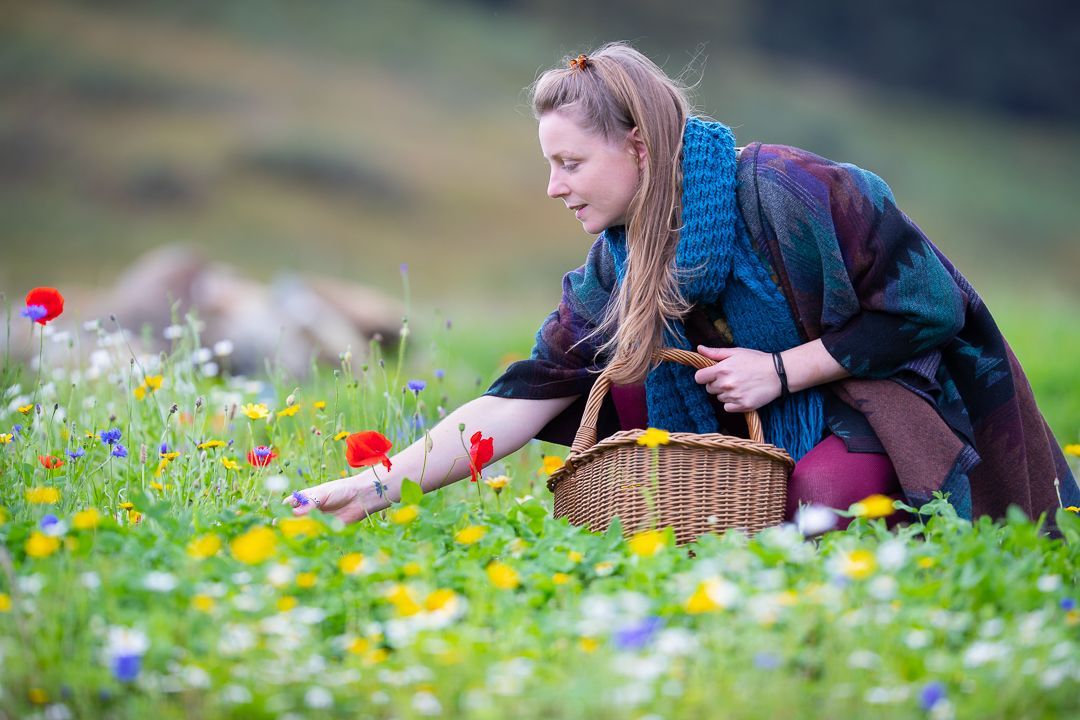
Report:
285,393,579,523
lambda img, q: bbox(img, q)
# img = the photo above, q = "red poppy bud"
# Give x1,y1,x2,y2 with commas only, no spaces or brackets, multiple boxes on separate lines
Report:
468,431,494,483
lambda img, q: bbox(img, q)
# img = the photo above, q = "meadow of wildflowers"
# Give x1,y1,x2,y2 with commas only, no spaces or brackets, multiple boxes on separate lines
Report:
2,287,1080,720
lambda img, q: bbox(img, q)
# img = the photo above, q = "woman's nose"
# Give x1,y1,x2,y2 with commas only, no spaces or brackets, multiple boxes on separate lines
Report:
547,171,567,199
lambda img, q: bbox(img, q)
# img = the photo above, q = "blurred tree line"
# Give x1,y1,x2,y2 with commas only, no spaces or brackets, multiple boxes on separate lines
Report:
475,0,1079,122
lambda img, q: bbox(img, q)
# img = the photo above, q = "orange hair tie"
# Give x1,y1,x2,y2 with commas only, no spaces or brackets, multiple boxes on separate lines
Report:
568,54,589,71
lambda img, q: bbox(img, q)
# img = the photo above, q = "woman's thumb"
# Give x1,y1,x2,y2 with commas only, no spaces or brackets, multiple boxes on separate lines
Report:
697,345,737,361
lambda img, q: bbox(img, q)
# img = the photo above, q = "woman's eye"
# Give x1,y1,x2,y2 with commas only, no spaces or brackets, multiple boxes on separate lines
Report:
563,163,579,172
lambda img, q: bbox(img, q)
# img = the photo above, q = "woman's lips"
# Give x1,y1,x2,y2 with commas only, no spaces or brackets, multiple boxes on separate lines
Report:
573,204,587,219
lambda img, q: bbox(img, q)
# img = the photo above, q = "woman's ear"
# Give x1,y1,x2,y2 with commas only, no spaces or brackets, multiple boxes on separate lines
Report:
627,127,648,171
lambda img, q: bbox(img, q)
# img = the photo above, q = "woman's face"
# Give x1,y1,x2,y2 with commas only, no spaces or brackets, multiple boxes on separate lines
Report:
538,110,644,235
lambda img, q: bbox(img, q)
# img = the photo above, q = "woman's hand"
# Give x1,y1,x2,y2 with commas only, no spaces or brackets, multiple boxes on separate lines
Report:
693,345,781,412
284,475,390,523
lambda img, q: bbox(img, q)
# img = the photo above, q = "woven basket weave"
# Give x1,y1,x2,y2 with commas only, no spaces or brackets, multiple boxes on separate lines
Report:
547,349,794,545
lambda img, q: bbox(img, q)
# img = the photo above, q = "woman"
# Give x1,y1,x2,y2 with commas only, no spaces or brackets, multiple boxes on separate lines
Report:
288,43,1079,532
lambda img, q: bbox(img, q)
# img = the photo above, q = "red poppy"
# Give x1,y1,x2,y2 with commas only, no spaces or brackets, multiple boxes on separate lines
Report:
468,431,494,483
24,287,65,326
38,454,65,470
246,446,277,467
345,431,393,472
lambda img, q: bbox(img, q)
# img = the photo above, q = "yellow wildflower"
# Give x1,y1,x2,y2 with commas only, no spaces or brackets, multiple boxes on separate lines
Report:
485,475,510,494
454,525,487,545
296,572,318,589
425,588,458,612
0,433,13,444
402,562,422,576
134,385,147,401
627,529,667,557
339,552,366,575
17,404,34,415
594,561,615,576
840,549,877,580
385,584,423,616
240,403,269,420
1065,506,1080,514
26,531,61,558
568,550,584,563
0,593,10,612
313,400,327,410
229,526,277,564
277,596,299,613
685,582,725,614
333,431,349,441
1064,444,1080,458
149,481,172,491
636,427,671,448
144,375,163,391
348,637,370,655
541,456,565,474
221,457,240,471
186,534,222,559
72,508,101,530
918,557,936,569
198,440,225,450
364,648,390,666
1067,610,1080,627
160,451,180,460
192,594,215,613
552,572,571,585
851,494,896,519
390,505,420,525
276,404,300,417
26,487,60,504
28,688,48,705
486,561,520,590
278,516,324,539
578,637,599,653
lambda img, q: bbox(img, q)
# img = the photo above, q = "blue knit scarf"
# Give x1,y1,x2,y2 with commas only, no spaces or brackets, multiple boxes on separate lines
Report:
604,117,825,461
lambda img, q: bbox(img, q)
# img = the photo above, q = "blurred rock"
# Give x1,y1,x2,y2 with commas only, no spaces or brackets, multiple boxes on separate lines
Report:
3,244,403,378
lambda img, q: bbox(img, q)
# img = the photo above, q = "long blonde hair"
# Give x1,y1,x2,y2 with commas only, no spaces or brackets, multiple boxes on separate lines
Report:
530,42,693,384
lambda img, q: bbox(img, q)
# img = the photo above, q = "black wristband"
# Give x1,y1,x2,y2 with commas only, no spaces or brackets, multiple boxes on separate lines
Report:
772,351,790,400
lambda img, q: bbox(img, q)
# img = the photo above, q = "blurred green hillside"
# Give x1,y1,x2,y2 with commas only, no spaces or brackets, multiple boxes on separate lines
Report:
1,0,1078,439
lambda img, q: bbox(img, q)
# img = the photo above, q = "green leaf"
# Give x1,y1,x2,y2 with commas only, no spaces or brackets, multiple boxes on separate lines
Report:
399,478,423,505
1054,507,1080,546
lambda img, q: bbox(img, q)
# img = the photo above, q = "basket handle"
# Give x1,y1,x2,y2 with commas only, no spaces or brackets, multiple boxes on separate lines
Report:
569,348,765,455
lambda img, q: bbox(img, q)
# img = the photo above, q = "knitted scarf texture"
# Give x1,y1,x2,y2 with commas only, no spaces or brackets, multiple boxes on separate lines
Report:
604,116,825,460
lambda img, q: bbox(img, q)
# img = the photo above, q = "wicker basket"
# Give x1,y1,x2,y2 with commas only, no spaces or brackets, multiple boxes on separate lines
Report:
547,348,794,545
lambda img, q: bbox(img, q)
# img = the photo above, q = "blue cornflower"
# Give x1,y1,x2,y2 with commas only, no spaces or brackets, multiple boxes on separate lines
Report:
67,447,85,460
159,442,170,455
111,443,128,459
12,424,23,435
100,428,122,445
1061,597,1077,612
40,514,60,530
20,304,47,322
291,491,310,506
919,680,947,711
612,616,664,651
753,651,781,670
400,262,409,274
111,653,142,683
407,379,426,394
434,369,445,380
